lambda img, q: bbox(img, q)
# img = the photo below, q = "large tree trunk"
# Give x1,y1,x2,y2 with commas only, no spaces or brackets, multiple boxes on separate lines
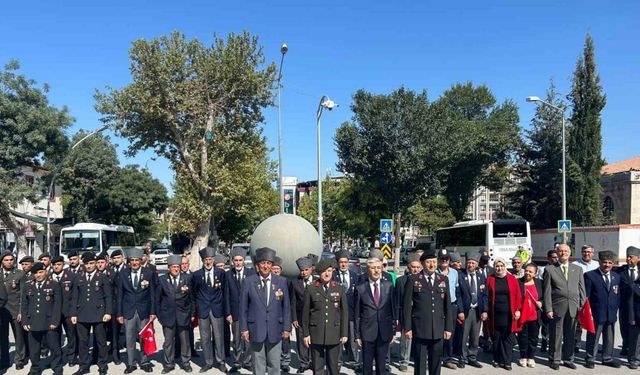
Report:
189,220,209,271
0,201,28,258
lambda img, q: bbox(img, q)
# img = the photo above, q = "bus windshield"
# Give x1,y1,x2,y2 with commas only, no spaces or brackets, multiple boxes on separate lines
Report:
103,230,136,249
61,230,100,252
493,221,528,238
436,224,487,248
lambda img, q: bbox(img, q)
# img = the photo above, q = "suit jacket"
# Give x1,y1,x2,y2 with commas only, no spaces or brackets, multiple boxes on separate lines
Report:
395,274,411,328
302,280,348,345
458,270,489,316
332,269,358,321
73,270,113,323
543,262,586,318
157,272,194,327
403,272,452,340
239,273,292,344
290,276,315,323
20,277,62,331
116,266,156,319
354,278,396,342
1,267,24,318
224,267,256,320
50,269,77,318
585,269,620,324
629,275,640,323
616,264,637,319
191,267,226,319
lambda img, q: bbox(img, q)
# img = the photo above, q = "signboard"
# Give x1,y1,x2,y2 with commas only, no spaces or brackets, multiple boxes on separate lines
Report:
379,219,393,233
557,220,572,234
380,232,392,244
381,243,392,259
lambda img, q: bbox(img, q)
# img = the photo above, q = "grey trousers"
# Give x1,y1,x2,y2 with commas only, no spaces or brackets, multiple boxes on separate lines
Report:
281,336,291,368
124,313,149,366
232,320,252,368
461,307,481,362
251,340,282,375
198,312,225,367
163,325,191,367
399,330,412,365
548,308,577,364
342,320,360,364
585,322,615,363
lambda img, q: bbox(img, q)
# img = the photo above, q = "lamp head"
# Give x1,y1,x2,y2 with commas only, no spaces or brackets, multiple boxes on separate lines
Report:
526,96,541,103
281,43,288,55
321,98,338,111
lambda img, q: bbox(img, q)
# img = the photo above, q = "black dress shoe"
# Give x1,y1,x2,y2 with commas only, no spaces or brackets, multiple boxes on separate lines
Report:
162,366,174,374
229,365,240,373
113,359,121,365
563,361,577,369
72,368,90,375
15,363,25,370
604,359,621,368
296,367,306,373
124,365,137,374
550,363,560,370
99,368,108,375
457,362,465,369
468,361,483,368
217,363,227,372
199,365,212,373
141,363,153,373
281,365,290,372
491,361,498,368
501,364,512,371
629,362,639,370
180,364,193,373
585,361,595,369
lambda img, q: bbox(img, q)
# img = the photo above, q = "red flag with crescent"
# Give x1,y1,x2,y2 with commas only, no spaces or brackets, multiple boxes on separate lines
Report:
578,299,596,334
139,320,157,355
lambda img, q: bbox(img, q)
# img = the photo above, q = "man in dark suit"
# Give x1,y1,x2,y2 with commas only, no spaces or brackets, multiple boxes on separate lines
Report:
50,255,79,366
396,253,422,372
354,257,396,375
107,249,125,364
192,247,227,373
617,245,639,359
584,250,621,368
95,252,120,365
403,249,453,375
628,246,640,369
240,247,292,375
116,248,156,373
0,251,27,370
20,262,63,375
303,259,348,375
225,248,256,373
290,256,314,373
157,255,194,373
332,250,359,369
543,243,586,370
456,252,488,368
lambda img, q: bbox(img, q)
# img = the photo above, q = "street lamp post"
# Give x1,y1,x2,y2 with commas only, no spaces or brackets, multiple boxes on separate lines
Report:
277,43,288,213
526,96,567,243
316,96,337,246
46,125,108,254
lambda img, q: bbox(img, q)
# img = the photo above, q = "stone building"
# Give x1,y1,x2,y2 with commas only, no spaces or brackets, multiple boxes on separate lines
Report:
601,156,640,225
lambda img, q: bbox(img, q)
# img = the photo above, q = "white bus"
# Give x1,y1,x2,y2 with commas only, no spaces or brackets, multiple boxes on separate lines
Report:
59,223,137,257
435,219,531,267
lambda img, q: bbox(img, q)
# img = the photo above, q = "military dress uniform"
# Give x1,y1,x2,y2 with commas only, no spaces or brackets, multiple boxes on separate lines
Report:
0,255,27,369
20,268,63,375
50,265,79,366
96,260,120,364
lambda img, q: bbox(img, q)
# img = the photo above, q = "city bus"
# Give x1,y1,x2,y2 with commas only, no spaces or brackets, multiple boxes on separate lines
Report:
435,219,531,266
59,222,137,258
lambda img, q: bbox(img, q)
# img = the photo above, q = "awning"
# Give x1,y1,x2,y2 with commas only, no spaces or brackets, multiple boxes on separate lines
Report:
9,209,74,226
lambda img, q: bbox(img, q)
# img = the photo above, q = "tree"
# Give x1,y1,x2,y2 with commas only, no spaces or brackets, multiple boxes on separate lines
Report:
567,34,606,226
507,80,565,228
95,31,276,261
0,60,72,253
406,196,456,235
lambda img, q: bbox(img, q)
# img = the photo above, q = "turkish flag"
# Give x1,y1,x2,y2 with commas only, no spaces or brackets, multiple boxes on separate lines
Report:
139,320,157,355
578,299,596,334
519,289,538,325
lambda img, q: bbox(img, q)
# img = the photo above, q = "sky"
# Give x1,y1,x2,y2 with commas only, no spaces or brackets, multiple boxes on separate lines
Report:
2,1,638,196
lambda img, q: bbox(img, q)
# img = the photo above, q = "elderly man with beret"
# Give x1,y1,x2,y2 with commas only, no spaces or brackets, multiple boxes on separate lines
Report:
240,247,292,375
0,251,27,370
289,256,315,373
457,251,488,369
617,245,640,365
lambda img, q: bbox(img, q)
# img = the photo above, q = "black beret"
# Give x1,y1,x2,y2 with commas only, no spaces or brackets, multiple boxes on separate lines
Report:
38,252,51,260
67,250,79,258
51,255,64,264
95,252,109,261
420,249,437,261
31,262,45,273
19,255,34,264
0,251,14,262
315,259,336,274
82,252,96,263
110,249,123,257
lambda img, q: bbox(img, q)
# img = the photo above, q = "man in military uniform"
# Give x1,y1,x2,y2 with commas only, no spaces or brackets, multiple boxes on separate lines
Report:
38,253,52,273
18,255,35,362
303,259,348,375
20,262,63,375
225,248,255,373
290,256,315,373
404,249,453,375
192,247,227,373
107,249,125,363
157,254,194,373
71,252,112,375
117,247,156,374
67,251,83,274
50,255,79,366
0,251,27,370
95,252,121,364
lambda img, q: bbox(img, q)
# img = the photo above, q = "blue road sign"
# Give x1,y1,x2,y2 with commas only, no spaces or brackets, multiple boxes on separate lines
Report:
558,220,572,233
380,232,392,244
380,219,393,233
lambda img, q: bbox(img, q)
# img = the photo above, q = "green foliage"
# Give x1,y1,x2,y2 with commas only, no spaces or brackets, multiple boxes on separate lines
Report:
406,196,456,235
567,34,606,226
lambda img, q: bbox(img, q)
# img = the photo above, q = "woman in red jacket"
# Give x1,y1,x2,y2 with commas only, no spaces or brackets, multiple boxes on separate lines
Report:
486,258,522,370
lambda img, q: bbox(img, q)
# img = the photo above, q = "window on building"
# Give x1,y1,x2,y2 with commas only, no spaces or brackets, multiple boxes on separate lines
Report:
603,196,615,221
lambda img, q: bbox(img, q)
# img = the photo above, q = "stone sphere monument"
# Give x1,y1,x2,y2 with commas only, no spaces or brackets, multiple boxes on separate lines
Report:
250,214,322,277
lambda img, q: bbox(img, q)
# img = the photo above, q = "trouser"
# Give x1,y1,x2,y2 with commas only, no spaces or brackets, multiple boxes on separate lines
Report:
452,317,464,357
442,302,457,363
399,330,412,366
281,337,290,368
198,312,225,367
629,324,640,365
59,315,78,363
540,315,550,350
517,320,539,359
575,321,582,350
548,309,576,364
0,314,27,367
413,338,443,375
124,312,149,367
461,307,481,362
231,320,252,368
620,309,630,352
162,325,191,367
28,329,61,374
110,317,124,361
492,326,513,365
586,322,615,363
77,321,108,371
342,320,359,364
251,340,282,375
295,325,310,369
311,343,341,375
361,337,389,375
225,320,231,357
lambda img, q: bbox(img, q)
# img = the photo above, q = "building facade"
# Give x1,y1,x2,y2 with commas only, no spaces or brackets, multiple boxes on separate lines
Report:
601,157,640,225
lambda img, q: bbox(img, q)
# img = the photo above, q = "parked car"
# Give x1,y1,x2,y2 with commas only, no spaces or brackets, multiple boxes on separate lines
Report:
244,254,254,269
151,248,171,265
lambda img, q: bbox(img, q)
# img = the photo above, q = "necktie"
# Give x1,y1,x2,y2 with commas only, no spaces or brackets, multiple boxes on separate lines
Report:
470,273,478,305
207,272,212,287
563,265,568,280
87,273,92,283
323,284,329,293
342,272,349,289
133,271,138,290
263,278,269,304
430,275,434,287
236,271,241,283
56,274,61,282
37,282,42,290
3,272,8,280
373,282,380,306
173,277,178,289
631,268,636,281
604,273,610,290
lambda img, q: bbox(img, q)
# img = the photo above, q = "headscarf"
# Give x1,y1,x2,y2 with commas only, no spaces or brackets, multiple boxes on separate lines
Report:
494,257,507,278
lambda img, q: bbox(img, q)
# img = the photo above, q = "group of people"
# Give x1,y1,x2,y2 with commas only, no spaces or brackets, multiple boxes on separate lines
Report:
1,243,640,375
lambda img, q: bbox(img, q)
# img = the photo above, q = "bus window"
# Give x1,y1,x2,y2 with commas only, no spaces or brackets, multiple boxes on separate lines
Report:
103,231,136,249
61,230,100,253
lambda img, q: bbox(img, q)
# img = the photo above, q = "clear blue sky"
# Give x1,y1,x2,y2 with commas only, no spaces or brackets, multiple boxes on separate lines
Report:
2,1,638,195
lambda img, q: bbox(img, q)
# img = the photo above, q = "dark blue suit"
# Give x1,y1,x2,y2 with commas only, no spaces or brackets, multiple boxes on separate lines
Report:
239,273,292,343
224,267,255,369
191,267,226,367
584,269,620,364
116,267,156,319
616,264,636,352
457,270,488,363
333,268,360,364
157,272,194,367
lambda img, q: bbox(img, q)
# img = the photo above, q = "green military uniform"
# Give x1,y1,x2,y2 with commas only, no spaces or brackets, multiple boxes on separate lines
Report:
302,279,348,375
1,252,27,369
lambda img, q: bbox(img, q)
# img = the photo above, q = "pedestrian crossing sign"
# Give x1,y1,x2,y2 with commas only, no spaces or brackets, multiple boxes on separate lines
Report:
558,220,572,233
381,243,392,259
380,219,393,233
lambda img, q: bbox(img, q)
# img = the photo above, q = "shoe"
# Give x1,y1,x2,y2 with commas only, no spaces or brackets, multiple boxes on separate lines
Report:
15,363,25,370
99,368,108,375
518,359,526,367
491,361,499,368
281,365,290,372
141,363,153,373
243,364,253,371
603,359,621,368
162,366,174,374
457,362,465,369
296,367,306,373
217,363,227,372
549,363,560,370
468,360,483,368
527,359,535,368
563,361,577,369
585,361,595,369
124,365,137,374
72,369,89,375
199,365,212,373
629,362,639,370
442,362,456,370
180,364,193,373
385,364,391,371
501,364,512,371
113,359,121,366
229,365,241,373
399,364,409,371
